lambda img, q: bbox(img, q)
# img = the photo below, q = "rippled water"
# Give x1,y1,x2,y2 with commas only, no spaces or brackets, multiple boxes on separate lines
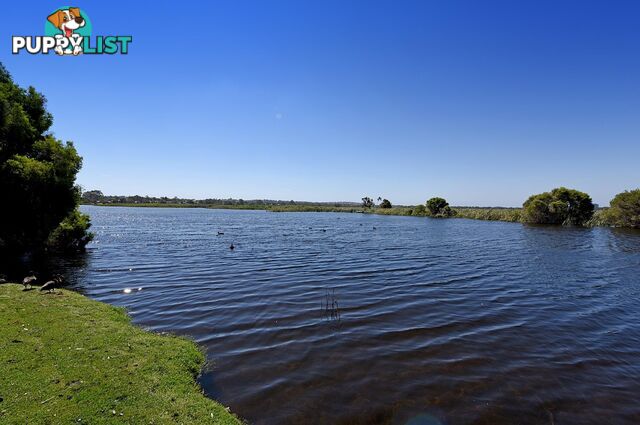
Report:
23,206,640,424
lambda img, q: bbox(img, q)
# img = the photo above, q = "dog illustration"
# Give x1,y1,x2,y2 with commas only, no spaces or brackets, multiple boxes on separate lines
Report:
47,7,85,55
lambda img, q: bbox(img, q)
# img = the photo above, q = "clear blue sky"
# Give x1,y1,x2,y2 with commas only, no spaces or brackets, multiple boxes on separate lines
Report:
3,1,639,206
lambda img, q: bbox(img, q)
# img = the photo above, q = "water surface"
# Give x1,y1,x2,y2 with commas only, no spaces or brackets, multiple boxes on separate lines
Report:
50,207,640,423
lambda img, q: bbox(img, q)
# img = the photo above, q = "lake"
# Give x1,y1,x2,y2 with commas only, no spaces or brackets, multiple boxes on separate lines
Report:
44,206,640,423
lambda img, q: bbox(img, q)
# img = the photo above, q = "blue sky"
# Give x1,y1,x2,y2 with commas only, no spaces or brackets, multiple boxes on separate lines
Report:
2,1,639,206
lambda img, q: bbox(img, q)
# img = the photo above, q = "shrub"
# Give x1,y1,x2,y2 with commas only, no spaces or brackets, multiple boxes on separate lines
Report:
412,204,426,216
605,189,640,228
426,197,454,217
46,209,94,253
522,187,594,226
379,199,392,209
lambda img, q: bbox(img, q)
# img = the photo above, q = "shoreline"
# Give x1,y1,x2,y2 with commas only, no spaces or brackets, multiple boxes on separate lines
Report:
81,203,617,228
0,284,241,424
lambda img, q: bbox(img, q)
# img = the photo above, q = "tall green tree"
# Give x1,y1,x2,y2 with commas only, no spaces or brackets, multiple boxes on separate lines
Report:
379,199,392,209
0,63,92,254
604,189,640,228
522,187,594,226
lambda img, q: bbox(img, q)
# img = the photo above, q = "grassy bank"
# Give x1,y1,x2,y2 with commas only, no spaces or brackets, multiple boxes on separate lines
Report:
452,207,522,222
0,284,241,424
82,203,617,227
268,205,362,213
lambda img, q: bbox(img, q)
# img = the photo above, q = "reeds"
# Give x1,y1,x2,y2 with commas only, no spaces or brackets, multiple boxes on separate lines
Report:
322,289,341,321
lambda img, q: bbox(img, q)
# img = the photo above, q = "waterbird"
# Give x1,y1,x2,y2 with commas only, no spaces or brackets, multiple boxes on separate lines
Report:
40,275,63,293
22,273,37,290
217,232,225,236
230,243,235,250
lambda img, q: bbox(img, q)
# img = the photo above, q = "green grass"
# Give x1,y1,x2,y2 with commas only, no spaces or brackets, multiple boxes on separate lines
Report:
452,207,522,222
368,207,414,216
268,205,361,213
0,284,241,424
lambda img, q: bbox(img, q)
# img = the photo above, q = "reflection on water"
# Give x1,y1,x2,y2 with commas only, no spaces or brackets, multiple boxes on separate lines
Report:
5,206,640,424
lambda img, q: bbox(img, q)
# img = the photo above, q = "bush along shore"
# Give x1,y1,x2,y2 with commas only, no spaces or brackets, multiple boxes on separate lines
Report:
0,64,93,257
0,284,241,424
80,187,640,229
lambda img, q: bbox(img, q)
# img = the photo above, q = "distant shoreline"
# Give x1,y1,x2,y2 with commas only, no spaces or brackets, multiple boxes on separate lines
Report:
82,202,617,227
82,203,602,225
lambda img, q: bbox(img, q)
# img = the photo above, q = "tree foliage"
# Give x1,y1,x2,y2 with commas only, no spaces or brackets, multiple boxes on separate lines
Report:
361,197,374,208
522,187,594,226
604,189,640,228
379,199,392,209
0,63,92,254
426,197,454,217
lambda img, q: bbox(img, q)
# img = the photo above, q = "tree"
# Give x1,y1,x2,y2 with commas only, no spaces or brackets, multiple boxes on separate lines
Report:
361,197,374,208
426,197,453,217
81,190,104,203
0,63,92,254
522,187,594,226
379,199,392,209
605,189,640,228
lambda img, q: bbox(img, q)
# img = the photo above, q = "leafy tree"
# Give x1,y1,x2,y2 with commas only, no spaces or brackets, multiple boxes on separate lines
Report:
361,197,374,208
81,190,104,203
604,189,640,228
379,199,392,209
0,63,92,255
426,197,453,217
522,187,594,226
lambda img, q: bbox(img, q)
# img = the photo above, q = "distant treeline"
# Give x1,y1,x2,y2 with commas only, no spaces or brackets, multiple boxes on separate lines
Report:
81,191,360,208
82,188,640,229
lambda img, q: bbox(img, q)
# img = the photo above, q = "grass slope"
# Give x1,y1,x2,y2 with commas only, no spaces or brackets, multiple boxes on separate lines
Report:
0,284,241,424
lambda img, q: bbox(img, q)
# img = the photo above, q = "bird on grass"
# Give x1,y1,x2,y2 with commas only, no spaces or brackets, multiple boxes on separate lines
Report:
40,275,64,294
22,273,37,290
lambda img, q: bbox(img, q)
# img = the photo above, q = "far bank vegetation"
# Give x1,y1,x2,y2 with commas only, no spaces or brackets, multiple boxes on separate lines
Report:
81,188,640,229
